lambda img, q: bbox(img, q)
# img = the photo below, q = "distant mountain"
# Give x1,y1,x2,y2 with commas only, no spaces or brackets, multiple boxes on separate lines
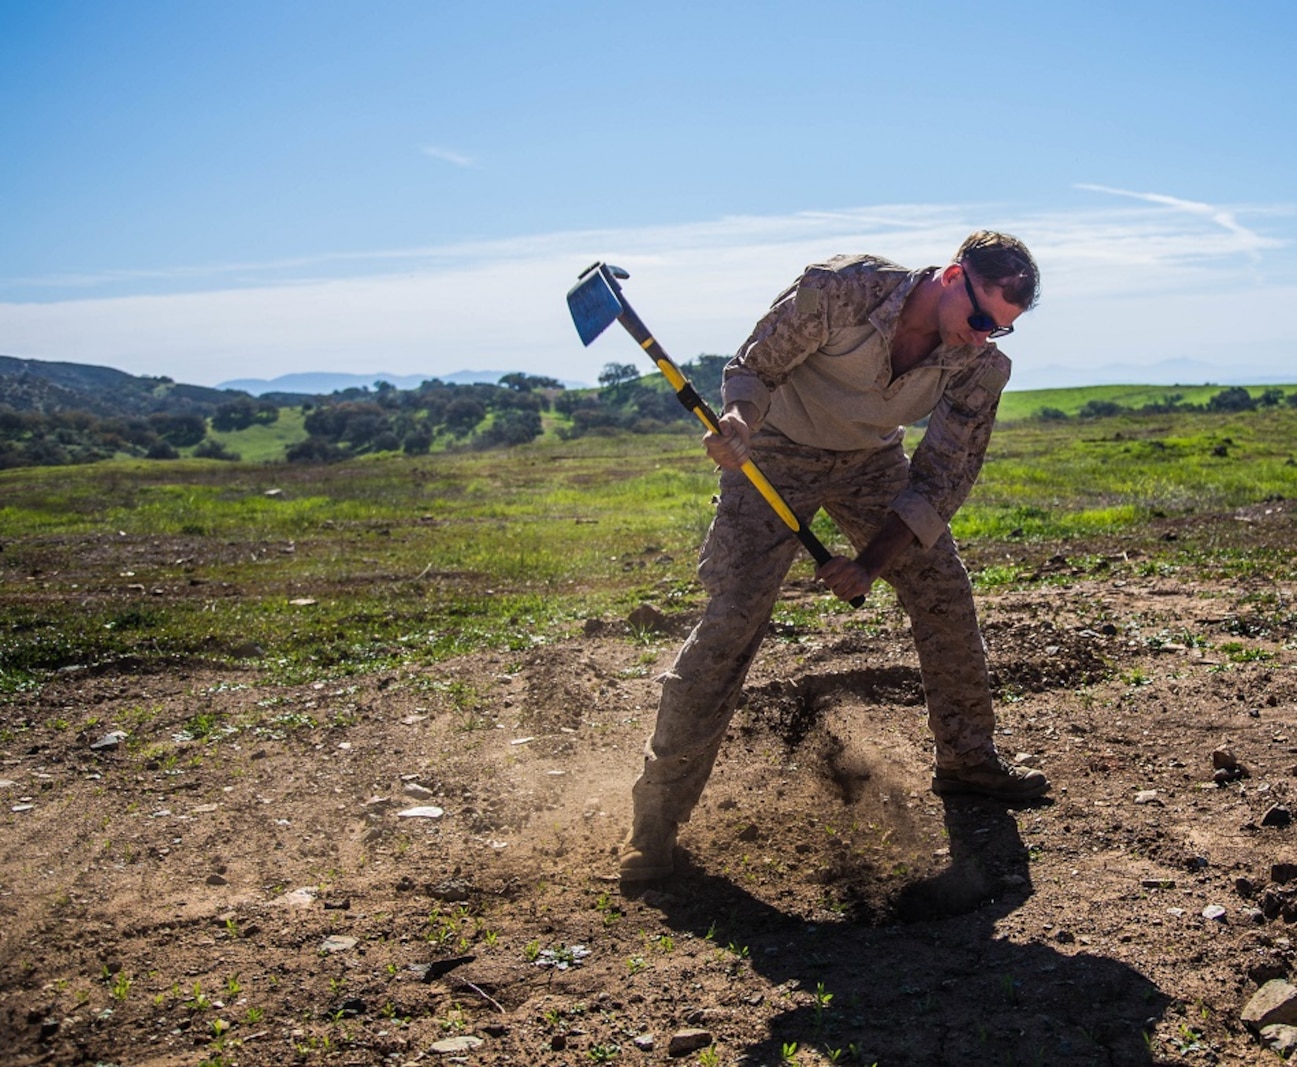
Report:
1008,357,1297,392
218,370,589,396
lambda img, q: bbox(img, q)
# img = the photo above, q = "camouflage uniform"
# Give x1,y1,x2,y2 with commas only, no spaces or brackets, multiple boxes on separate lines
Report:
632,254,1014,825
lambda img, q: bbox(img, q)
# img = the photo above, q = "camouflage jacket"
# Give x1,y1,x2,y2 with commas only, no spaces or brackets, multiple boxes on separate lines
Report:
720,254,1012,549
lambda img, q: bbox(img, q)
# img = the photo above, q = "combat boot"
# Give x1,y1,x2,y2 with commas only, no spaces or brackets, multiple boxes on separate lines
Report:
932,755,1049,801
619,814,677,882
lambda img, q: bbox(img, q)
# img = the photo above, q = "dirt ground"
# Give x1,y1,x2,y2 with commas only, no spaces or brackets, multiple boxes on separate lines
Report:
4,504,1297,1066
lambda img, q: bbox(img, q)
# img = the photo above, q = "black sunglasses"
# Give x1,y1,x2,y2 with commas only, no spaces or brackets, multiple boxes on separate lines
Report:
962,267,1014,339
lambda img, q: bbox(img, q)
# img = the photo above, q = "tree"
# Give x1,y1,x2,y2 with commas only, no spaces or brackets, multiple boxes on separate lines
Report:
1206,387,1255,413
598,363,641,401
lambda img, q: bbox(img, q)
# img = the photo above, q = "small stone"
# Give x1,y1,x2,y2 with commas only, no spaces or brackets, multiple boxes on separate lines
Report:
397,806,445,819
632,1034,655,1052
667,1029,714,1056
403,782,435,798
319,935,357,953
1202,904,1228,922
90,731,128,751
205,874,229,886
1263,806,1293,828
430,1035,483,1054
1134,790,1161,805
1261,1024,1297,1057
1213,748,1239,771
1273,863,1297,884
1244,980,1297,1029
277,887,318,908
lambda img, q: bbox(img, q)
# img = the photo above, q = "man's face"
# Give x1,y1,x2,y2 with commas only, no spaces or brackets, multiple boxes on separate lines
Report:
939,264,1025,347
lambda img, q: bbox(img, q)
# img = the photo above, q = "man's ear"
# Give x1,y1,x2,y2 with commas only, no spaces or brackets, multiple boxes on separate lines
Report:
939,263,964,286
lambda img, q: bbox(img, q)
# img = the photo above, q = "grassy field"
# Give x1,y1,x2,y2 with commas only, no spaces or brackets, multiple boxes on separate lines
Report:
2,399,1295,695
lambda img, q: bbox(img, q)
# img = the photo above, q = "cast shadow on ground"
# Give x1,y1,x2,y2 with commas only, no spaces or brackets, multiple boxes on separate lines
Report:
633,797,1172,1066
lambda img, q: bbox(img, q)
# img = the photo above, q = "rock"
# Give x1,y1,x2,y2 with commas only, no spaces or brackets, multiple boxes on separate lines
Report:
1202,904,1228,922
1242,980,1297,1030
1261,1024,1297,1057
667,1029,714,1056
1213,748,1240,771
276,887,318,908
403,782,436,798
90,731,128,751
205,874,229,886
0,779,18,789
319,935,357,954
1263,806,1293,828
397,806,445,819
430,1035,483,1054
1273,863,1297,884
632,1034,655,1052
431,879,472,902
1134,790,1161,805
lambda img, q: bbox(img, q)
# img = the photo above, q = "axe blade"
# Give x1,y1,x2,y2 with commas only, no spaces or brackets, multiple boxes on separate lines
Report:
566,263,625,347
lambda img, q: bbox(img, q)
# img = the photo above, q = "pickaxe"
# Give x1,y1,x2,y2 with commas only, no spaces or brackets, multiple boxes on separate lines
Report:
565,261,862,607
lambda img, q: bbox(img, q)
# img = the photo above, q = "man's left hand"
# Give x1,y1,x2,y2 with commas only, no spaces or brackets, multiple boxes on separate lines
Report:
816,556,875,603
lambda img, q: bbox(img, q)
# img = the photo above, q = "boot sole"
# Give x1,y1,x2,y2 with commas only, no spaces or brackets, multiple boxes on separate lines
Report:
619,863,674,883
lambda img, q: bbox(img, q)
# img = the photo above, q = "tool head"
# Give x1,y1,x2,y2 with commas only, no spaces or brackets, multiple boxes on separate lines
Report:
566,262,629,346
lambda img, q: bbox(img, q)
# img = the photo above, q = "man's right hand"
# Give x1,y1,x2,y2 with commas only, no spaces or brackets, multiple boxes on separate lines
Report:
703,405,755,469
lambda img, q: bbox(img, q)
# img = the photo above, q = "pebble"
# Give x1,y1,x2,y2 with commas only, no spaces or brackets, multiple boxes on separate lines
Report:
667,1029,713,1056
403,782,436,798
1263,806,1293,828
90,731,128,751
1243,980,1297,1029
319,935,357,953
1202,904,1228,922
430,1035,483,1053
397,806,445,819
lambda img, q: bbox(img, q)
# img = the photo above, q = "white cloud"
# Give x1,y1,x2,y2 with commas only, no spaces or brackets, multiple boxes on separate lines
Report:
0,198,1293,389
420,145,474,167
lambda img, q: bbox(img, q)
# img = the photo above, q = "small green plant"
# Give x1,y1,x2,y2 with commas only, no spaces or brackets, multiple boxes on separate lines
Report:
224,974,241,996
698,1046,720,1067
812,981,833,1032
781,1041,799,1064
523,939,541,963
108,971,132,1001
588,1043,620,1062
245,1005,265,1024
626,956,647,975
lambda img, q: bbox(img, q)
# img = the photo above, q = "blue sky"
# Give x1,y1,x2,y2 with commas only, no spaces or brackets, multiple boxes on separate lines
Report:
1,0,1294,390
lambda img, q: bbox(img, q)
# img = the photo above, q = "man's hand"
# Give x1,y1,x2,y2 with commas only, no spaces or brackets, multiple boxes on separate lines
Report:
703,404,755,469
817,556,876,603
817,513,919,603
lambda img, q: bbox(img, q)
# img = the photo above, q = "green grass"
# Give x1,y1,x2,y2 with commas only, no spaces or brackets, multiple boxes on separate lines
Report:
996,383,1297,421
2,398,1295,693
197,407,309,461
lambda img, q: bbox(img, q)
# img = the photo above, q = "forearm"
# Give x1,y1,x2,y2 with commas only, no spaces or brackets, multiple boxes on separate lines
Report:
856,512,917,580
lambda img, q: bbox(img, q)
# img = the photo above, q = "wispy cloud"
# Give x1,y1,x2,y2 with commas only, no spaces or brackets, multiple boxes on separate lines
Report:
1075,183,1279,259
420,145,474,167
1,197,1293,389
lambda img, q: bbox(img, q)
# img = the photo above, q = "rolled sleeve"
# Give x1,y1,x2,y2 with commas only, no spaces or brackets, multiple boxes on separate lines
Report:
891,351,1011,547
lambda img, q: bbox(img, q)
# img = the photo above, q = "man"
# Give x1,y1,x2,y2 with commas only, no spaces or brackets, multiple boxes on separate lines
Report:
621,230,1048,883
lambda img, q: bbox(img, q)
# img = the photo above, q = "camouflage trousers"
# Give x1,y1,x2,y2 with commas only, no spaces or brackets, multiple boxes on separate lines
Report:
632,431,998,825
